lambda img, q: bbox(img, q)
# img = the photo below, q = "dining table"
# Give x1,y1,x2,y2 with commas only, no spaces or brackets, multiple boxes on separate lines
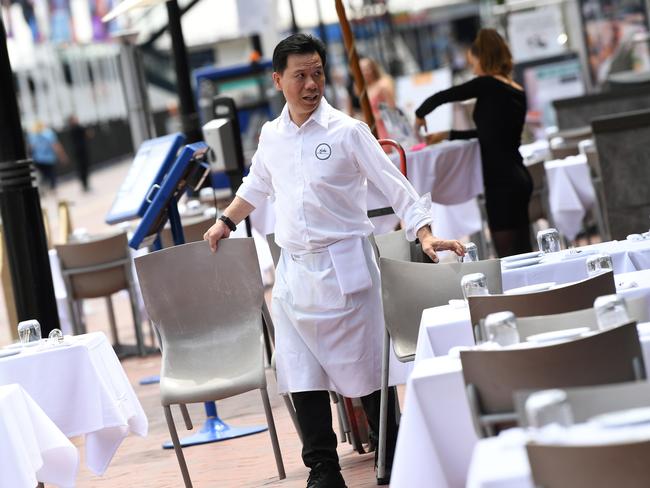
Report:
0,332,148,476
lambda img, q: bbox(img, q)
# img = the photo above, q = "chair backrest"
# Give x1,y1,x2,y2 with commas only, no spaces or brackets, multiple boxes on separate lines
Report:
380,257,502,361
374,229,410,261
515,381,650,427
266,233,281,267
592,109,650,239
56,232,130,299
527,440,650,488
468,271,616,333
515,295,648,340
134,238,265,405
461,322,644,419
159,215,214,248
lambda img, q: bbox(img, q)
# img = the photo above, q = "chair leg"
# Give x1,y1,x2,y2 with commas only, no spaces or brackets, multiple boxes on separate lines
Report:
260,388,286,480
163,405,193,488
179,404,193,430
335,393,352,444
282,393,302,442
105,296,120,346
377,327,391,480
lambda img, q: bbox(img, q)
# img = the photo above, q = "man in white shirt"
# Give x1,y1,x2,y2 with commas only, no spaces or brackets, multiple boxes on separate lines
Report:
204,34,464,488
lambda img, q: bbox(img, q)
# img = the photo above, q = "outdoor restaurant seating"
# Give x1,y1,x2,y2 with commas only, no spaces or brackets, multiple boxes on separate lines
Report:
461,322,645,438
135,239,285,487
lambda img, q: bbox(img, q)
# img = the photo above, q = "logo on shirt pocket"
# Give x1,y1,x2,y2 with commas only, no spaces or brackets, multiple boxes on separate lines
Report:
315,143,332,160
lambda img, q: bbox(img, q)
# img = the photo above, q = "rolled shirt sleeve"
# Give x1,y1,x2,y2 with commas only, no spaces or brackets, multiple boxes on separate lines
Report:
235,130,274,209
350,122,432,241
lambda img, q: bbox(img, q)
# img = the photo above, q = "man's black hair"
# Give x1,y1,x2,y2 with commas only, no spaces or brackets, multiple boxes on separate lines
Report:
272,33,327,73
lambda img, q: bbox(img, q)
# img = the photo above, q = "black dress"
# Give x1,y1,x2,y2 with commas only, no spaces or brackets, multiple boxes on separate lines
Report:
415,76,532,232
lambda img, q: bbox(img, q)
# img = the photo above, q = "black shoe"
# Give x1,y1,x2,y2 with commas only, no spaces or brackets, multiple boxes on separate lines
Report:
306,463,347,488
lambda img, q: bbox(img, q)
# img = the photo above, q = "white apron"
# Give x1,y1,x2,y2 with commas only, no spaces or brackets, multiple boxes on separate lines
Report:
272,237,384,398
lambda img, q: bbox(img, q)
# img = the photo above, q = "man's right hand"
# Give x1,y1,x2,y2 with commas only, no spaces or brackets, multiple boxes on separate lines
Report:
203,220,231,253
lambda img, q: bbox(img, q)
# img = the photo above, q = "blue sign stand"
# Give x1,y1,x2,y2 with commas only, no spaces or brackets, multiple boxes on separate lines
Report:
130,142,267,448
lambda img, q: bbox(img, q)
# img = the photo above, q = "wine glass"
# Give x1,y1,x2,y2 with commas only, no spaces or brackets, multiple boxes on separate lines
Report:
458,242,478,263
586,253,613,277
537,228,561,254
594,294,630,330
461,273,489,301
484,311,520,346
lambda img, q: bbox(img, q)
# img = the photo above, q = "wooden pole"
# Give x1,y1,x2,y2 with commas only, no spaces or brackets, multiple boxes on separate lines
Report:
334,0,377,137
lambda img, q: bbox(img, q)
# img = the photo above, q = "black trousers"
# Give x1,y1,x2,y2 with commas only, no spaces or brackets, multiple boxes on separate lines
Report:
292,388,399,471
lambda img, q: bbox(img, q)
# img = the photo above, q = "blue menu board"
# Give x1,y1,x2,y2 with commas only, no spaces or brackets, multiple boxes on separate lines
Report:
129,142,209,250
105,133,186,225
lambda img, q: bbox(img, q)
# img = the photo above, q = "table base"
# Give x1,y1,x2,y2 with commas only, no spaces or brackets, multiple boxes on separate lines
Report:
162,417,268,448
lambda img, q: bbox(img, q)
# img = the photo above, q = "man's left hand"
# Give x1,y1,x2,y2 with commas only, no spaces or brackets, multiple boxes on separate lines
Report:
417,226,465,263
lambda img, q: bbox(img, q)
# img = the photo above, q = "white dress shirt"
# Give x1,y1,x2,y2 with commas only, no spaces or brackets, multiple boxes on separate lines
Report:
237,98,432,253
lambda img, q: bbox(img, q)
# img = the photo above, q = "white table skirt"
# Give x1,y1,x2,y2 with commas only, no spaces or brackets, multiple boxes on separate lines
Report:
396,332,650,488
544,155,596,241
501,239,650,290
0,383,79,488
0,332,148,475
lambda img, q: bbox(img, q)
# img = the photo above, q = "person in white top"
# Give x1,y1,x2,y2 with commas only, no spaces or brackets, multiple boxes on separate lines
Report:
204,34,465,488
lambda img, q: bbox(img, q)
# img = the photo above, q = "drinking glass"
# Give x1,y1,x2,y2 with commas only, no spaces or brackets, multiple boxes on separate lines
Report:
537,228,561,253
17,320,41,345
484,311,520,346
461,273,489,301
525,389,574,429
458,242,478,263
48,328,64,345
586,253,613,277
594,294,630,330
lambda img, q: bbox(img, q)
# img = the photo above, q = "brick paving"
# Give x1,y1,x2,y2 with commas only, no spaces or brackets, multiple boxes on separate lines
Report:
0,160,393,488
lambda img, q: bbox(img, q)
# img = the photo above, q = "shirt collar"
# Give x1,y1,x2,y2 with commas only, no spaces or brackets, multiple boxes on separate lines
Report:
279,97,330,130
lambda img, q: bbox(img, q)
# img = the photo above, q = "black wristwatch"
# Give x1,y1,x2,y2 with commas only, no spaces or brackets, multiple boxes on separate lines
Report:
218,214,237,232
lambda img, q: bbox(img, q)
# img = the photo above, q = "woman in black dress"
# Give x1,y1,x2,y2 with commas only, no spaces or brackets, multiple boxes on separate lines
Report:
414,29,533,257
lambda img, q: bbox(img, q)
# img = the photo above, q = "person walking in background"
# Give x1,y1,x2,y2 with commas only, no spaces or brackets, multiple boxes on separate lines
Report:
359,56,396,142
67,115,92,192
28,120,69,191
414,28,533,257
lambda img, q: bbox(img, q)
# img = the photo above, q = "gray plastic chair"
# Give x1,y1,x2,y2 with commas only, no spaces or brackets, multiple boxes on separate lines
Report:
469,271,616,341
515,295,648,340
377,256,502,477
527,440,650,488
381,257,503,360
515,381,650,428
56,231,148,356
134,239,285,487
374,229,411,261
461,321,645,438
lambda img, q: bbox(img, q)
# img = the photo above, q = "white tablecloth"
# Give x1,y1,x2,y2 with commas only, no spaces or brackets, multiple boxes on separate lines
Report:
0,332,148,475
369,139,484,238
502,239,650,290
544,155,596,241
0,383,79,488
396,330,650,488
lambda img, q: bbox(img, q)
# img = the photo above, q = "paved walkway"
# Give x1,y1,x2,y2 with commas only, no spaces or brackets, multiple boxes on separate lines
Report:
0,159,387,487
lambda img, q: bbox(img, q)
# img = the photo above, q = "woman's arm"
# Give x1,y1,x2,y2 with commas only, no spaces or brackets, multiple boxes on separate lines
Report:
415,77,486,119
